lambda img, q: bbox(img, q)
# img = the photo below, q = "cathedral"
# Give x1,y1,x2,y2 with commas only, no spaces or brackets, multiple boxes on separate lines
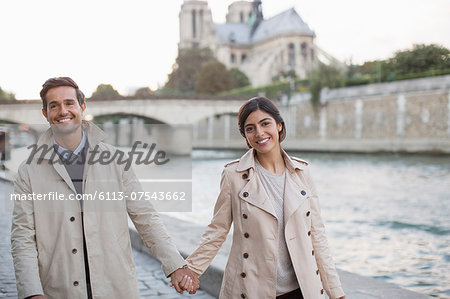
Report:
179,0,317,87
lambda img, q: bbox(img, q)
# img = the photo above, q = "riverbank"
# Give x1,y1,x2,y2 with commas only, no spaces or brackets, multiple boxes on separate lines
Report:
193,137,450,154
192,75,450,154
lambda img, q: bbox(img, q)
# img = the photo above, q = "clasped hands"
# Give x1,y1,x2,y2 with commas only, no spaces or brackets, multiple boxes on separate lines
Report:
170,266,200,294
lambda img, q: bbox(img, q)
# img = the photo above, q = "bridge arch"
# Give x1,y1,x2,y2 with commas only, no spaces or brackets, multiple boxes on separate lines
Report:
91,113,166,125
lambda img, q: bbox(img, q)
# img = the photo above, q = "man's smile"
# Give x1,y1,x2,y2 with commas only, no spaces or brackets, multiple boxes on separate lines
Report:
55,116,74,123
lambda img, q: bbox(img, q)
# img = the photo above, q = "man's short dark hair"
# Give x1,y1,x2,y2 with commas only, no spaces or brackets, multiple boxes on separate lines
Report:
40,77,85,110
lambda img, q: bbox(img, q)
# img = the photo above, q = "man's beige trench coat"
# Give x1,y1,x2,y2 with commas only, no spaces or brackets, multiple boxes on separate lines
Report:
11,121,185,299
187,149,345,299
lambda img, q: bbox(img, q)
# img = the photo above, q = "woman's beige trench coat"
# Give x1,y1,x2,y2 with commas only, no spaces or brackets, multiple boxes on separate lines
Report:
187,149,345,299
11,122,185,299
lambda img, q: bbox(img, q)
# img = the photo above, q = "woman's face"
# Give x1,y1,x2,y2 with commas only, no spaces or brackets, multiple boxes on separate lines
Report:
244,109,282,155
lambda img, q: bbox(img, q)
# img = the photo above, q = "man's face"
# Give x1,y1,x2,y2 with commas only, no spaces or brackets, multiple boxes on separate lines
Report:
42,86,86,135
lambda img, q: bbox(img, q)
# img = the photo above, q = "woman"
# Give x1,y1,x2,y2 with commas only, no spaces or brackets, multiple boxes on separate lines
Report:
185,97,345,299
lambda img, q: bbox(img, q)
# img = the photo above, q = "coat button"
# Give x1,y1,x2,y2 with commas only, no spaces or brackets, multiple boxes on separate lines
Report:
244,232,249,238
301,190,306,196
241,272,246,278
316,269,319,275
73,281,79,286
70,216,75,222
72,248,77,254
243,192,249,197
241,294,246,299
243,253,249,258
306,211,310,217
242,173,248,179
312,250,315,256
320,289,324,294
308,231,311,236
243,214,248,219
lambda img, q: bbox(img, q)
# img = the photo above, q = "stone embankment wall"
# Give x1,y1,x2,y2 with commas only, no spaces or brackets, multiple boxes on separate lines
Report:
193,75,450,153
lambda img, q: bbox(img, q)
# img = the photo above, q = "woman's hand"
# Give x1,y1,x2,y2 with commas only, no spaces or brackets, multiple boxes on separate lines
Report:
169,266,199,294
337,296,345,299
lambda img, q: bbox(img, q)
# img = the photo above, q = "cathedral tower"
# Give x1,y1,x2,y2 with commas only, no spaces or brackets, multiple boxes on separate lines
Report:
179,0,215,49
226,1,253,24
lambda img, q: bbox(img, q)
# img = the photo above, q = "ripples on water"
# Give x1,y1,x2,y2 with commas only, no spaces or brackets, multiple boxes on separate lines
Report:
168,150,450,298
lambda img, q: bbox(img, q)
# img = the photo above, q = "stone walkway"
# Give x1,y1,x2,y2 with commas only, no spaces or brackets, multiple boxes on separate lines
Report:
134,249,213,299
0,179,214,299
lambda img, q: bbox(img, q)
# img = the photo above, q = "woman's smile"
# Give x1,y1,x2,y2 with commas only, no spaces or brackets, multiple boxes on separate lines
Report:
244,109,282,155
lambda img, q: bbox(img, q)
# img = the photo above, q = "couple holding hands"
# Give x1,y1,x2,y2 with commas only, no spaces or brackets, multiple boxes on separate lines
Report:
11,77,344,299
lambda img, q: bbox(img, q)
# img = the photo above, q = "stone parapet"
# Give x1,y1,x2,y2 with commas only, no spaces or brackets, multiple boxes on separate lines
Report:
193,75,450,154
321,75,450,101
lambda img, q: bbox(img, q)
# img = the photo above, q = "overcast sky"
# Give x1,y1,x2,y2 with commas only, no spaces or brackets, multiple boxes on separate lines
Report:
1,0,449,100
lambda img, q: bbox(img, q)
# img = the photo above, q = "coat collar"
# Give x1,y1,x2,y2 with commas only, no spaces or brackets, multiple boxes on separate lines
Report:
236,148,310,221
36,121,107,160
31,121,107,194
236,148,307,174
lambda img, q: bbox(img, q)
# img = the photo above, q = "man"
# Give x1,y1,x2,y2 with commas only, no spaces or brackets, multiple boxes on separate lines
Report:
11,77,198,299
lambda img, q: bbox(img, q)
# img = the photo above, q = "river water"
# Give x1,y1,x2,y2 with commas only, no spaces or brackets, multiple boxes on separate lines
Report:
167,149,450,298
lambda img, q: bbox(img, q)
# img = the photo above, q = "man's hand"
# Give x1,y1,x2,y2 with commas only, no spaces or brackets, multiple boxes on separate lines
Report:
169,267,199,294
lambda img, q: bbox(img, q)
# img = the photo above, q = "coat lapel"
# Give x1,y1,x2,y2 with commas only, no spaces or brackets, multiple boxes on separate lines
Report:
284,171,309,224
236,149,276,217
239,171,277,217
282,149,310,224
52,159,77,194
34,121,107,196
236,148,310,220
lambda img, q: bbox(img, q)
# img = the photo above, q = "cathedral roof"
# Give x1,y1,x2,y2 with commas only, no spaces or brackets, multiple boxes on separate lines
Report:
216,7,315,45
216,23,251,45
252,8,315,42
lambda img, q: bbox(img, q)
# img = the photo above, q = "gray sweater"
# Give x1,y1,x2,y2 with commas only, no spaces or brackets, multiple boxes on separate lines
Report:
255,160,300,296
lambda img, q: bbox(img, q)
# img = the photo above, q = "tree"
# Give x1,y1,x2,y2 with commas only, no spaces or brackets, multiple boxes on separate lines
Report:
0,86,16,101
195,61,233,94
164,48,215,93
360,60,395,82
90,84,121,100
134,87,153,98
356,44,450,82
309,62,345,104
390,44,450,75
229,68,250,88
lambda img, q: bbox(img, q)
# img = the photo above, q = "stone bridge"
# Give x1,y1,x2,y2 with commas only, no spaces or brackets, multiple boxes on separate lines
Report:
2,75,450,153
0,96,247,155
0,97,245,128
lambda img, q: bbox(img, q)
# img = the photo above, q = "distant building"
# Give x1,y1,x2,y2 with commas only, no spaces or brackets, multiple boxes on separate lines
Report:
179,0,317,87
